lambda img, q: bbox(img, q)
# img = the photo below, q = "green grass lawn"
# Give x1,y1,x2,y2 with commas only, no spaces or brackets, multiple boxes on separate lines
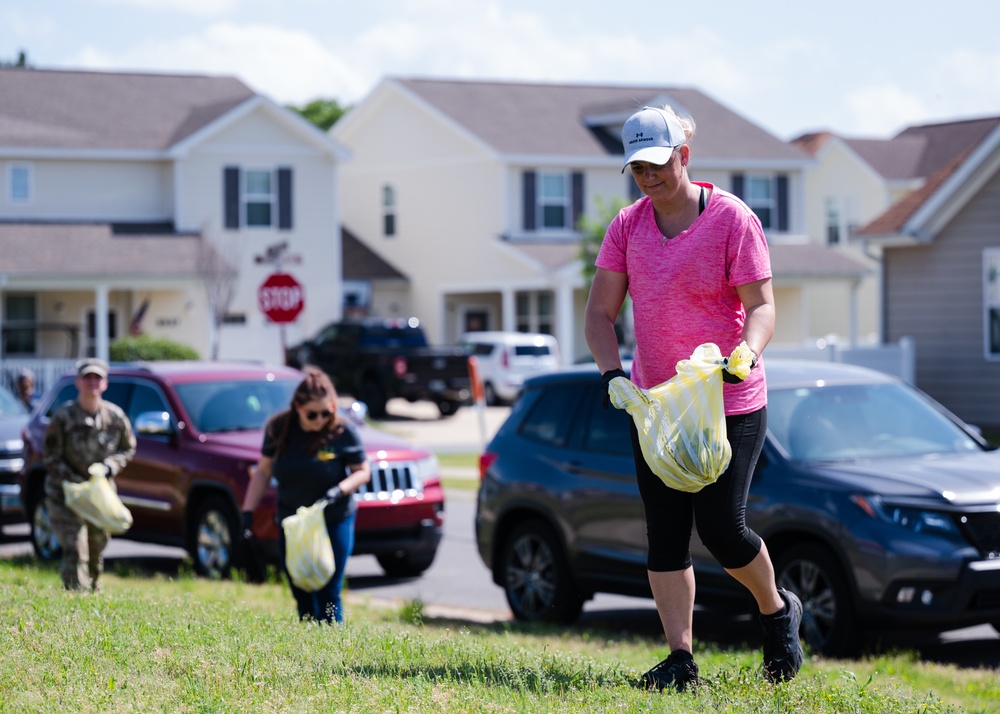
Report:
0,556,995,713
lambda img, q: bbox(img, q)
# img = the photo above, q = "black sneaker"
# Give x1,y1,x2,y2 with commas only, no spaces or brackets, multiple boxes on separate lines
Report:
640,649,699,692
760,588,804,683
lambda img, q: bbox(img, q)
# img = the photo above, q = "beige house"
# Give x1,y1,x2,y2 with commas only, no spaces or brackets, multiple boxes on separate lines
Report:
333,78,872,362
0,67,346,386
858,115,1000,429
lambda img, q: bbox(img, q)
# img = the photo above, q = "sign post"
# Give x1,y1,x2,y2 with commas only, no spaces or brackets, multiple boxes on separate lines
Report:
258,272,305,354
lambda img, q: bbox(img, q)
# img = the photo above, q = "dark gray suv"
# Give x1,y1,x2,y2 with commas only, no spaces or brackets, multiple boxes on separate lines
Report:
475,360,1000,656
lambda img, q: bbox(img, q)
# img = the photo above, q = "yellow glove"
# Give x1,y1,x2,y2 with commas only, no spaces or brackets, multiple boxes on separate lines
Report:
722,341,757,383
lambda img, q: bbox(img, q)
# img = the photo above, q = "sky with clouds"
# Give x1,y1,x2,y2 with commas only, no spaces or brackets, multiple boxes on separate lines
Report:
3,0,998,140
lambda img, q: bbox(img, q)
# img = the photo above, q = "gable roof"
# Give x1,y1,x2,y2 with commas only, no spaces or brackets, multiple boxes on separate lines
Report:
341,227,407,281
0,67,256,152
389,77,809,166
858,116,1000,241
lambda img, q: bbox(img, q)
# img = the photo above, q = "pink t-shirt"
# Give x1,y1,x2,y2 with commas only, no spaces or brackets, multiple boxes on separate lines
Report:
595,183,771,415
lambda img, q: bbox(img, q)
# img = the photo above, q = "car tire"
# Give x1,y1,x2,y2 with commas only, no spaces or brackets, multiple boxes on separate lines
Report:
483,382,499,407
436,400,461,418
190,496,238,580
501,519,583,624
773,542,861,657
376,550,437,577
29,494,62,562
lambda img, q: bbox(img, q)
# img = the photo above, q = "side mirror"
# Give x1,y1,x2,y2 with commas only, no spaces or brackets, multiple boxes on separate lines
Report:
134,410,173,436
345,401,368,425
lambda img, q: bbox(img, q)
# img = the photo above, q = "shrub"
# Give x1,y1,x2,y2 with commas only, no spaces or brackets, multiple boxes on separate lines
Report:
110,334,200,362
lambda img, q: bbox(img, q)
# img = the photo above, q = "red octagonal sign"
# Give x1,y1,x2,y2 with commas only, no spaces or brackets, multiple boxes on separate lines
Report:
258,272,304,324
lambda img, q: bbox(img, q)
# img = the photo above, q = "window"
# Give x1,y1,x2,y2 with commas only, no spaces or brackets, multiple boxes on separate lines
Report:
825,197,841,245
8,163,31,203
538,172,570,229
518,384,583,446
4,294,36,355
516,291,554,334
521,170,584,232
244,169,274,227
223,166,292,230
986,249,1000,359
383,185,396,236
746,176,775,229
86,310,118,358
128,382,170,424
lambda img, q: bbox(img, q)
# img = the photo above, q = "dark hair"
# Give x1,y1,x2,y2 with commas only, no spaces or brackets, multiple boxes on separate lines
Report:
268,366,345,458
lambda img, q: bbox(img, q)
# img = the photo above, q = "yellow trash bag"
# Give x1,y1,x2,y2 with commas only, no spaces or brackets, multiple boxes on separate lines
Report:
62,463,133,534
608,342,753,492
281,499,335,592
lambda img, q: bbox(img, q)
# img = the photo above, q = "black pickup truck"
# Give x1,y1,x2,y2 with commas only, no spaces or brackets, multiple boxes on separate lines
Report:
286,318,473,418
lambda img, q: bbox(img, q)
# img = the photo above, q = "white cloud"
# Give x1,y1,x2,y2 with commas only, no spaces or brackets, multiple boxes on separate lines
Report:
71,22,368,104
97,0,239,17
845,85,928,136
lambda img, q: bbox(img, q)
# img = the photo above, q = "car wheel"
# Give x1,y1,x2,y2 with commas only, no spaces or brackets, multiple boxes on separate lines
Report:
376,550,437,577
501,519,583,624
436,399,461,417
30,496,62,561
190,496,237,580
483,382,499,406
774,542,860,657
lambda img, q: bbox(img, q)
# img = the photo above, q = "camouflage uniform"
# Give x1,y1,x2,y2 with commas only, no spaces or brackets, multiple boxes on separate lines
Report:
43,399,136,591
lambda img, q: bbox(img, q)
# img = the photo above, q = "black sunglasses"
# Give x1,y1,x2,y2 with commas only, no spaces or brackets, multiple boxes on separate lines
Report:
303,408,332,421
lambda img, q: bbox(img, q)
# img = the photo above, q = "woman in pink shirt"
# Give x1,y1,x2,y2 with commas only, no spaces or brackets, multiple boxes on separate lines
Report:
585,105,803,692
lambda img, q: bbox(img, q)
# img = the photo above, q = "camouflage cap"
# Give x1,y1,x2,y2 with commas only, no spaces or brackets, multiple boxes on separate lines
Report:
76,358,109,379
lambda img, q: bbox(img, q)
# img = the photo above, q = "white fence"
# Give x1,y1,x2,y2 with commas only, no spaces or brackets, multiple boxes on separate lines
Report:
767,336,916,384
1,358,79,398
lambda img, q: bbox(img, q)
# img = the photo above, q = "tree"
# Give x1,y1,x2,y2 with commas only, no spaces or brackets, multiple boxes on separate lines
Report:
287,98,350,131
2,50,29,68
197,237,240,361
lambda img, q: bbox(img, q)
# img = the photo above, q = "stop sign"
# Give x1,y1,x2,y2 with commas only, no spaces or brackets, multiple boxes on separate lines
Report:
258,272,304,324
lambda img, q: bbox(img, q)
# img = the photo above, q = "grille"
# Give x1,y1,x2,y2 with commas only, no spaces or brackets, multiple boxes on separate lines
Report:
355,460,423,501
962,512,1000,555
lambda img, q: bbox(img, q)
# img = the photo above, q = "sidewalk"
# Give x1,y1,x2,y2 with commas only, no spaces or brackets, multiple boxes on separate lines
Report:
369,398,511,480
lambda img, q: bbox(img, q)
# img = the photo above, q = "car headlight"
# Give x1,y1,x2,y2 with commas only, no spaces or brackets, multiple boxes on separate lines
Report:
412,455,440,487
851,495,960,537
2,439,24,452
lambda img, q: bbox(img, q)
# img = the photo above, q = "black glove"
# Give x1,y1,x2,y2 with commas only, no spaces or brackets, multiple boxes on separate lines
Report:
722,352,759,383
240,510,254,540
601,368,627,409
325,485,346,505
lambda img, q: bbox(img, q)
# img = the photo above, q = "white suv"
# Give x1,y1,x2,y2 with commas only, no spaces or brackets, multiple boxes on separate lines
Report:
461,331,561,405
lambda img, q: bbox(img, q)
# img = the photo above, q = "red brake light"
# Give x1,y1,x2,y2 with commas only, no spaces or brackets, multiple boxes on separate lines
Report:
500,349,509,368
393,356,407,377
479,451,498,481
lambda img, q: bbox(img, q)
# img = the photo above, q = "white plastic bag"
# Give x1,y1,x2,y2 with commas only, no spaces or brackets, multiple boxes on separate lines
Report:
281,499,335,592
62,463,133,534
608,343,734,492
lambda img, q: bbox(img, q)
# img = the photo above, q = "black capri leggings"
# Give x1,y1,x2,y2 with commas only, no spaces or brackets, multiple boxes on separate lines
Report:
630,407,767,572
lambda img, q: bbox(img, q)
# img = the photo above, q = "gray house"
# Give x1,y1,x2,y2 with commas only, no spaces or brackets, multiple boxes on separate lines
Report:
859,115,1000,430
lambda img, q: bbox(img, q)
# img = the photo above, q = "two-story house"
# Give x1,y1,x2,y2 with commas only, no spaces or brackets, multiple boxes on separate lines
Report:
857,115,1000,430
332,77,870,362
0,67,346,387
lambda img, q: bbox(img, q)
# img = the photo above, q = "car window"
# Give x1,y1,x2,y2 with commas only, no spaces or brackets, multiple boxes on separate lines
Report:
128,382,170,423
45,383,78,417
579,388,633,455
513,345,551,357
468,343,494,357
102,380,131,410
518,384,583,446
0,385,27,417
769,383,981,460
173,379,299,433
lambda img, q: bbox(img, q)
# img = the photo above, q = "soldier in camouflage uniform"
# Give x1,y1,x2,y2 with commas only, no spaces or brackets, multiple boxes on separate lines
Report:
43,358,136,592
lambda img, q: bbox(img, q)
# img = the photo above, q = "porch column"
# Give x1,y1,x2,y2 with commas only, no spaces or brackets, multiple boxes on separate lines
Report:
501,289,516,332
95,284,110,362
556,284,574,366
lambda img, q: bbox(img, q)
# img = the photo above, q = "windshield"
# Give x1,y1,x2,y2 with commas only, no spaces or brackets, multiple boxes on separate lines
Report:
0,386,28,417
173,378,299,433
768,383,981,461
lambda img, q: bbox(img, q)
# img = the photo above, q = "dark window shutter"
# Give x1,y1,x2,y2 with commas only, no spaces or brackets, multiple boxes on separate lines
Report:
223,166,240,229
776,174,789,232
571,171,584,229
277,167,293,230
522,170,536,231
731,173,744,200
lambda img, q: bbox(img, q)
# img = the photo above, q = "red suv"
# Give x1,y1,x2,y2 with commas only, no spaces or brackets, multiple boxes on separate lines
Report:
19,361,445,579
